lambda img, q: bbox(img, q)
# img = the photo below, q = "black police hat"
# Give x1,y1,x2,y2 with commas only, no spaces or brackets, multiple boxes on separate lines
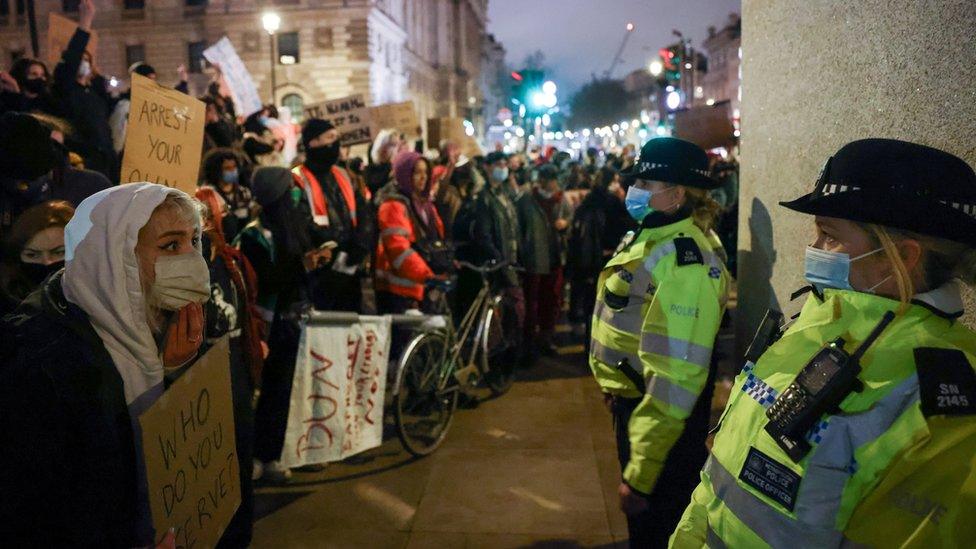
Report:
780,139,976,246
620,137,719,189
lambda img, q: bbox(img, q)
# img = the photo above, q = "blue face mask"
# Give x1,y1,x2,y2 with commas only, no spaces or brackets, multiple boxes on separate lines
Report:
624,185,676,222
492,166,509,183
804,246,888,292
221,169,239,185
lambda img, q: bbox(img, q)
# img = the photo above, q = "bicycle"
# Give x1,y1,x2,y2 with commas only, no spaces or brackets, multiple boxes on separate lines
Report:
392,260,519,457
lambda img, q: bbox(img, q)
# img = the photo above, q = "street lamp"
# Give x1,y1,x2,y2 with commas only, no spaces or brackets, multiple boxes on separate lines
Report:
649,59,663,76
262,11,281,105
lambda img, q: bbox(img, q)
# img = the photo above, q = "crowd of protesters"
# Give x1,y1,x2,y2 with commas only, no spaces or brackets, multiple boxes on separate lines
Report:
0,1,739,545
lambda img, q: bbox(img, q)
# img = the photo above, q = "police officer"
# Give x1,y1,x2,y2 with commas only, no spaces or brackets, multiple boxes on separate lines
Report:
671,139,976,547
589,137,731,548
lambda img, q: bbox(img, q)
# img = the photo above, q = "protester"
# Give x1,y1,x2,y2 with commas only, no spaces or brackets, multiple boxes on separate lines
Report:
51,0,117,180
365,128,399,196
566,166,636,343
0,200,73,315
293,118,375,312
242,106,284,167
203,96,238,150
6,57,63,117
240,166,330,482
374,151,449,314
200,148,255,242
1,183,208,545
516,164,571,361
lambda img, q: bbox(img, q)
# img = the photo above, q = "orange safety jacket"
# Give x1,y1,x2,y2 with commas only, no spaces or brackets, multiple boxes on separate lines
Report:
291,164,357,228
375,193,444,302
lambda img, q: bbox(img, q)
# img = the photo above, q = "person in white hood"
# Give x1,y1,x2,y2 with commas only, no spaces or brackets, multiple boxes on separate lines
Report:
0,182,211,546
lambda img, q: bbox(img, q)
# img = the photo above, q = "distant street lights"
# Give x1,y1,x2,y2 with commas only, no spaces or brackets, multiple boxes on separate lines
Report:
262,11,281,104
649,59,663,76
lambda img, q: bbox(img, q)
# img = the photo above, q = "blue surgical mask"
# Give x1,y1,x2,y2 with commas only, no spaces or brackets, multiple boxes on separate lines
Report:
492,167,509,182
804,246,888,292
221,169,239,185
625,186,653,222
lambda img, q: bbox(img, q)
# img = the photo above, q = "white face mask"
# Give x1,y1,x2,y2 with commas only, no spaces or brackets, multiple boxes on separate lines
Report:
148,253,211,311
78,60,92,79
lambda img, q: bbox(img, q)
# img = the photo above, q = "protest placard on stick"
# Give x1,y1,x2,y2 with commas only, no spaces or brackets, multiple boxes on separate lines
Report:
139,337,240,549
428,117,483,158
672,100,735,150
369,101,419,138
203,37,263,118
120,73,205,194
47,13,99,65
303,94,373,146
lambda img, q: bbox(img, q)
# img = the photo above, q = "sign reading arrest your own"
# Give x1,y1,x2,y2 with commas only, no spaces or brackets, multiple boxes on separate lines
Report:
121,73,205,194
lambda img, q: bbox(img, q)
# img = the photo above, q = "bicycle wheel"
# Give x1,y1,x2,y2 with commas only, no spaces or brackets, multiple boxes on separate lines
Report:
393,331,459,457
476,301,517,396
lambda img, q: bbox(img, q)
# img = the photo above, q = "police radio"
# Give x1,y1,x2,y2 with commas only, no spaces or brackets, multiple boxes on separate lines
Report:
765,311,896,462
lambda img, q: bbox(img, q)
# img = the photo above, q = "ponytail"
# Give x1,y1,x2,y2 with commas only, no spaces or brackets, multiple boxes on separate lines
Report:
683,187,723,233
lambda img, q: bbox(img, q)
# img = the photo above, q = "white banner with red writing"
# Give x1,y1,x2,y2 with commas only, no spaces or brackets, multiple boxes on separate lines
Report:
279,316,392,468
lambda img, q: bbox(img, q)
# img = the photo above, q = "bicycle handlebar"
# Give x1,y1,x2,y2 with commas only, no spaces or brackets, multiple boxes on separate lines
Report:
457,260,512,274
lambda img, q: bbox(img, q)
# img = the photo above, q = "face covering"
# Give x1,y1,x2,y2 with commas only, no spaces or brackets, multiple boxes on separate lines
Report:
804,246,889,293
23,78,47,95
625,185,677,222
21,260,64,285
259,116,272,127
491,166,509,183
78,60,92,79
306,142,341,169
149,253,211,311
221,169,239,185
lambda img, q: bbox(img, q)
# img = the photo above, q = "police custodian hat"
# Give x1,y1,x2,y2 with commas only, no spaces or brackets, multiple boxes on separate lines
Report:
780,139,976,246
620,137,720,190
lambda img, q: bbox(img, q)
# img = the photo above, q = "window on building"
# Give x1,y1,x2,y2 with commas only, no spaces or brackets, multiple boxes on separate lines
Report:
126,44,146,70
62,0,79,12
187,40,208,73
185,0,207,6
282,93,305,123
125,0,146,9
277,31,299,65
9,48,25,64
0,0,9,17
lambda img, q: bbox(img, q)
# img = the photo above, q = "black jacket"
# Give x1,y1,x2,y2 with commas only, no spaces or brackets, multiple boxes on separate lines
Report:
0,273,139,547
53,28,117,179
566,186,635,278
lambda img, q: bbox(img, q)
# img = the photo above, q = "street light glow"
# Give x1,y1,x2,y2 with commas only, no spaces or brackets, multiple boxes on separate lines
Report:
666,90,681,110
542,113,551,126
626,22,635,31
542,80,557,95
262,11,281,34
649,59,663,76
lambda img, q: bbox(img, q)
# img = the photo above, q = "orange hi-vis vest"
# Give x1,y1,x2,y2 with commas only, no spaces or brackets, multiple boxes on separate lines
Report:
291,165,357,228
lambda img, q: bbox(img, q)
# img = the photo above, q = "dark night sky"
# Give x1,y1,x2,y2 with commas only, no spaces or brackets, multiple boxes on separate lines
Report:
487,0,741,99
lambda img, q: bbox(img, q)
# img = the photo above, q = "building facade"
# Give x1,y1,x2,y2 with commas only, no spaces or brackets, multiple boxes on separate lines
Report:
0,0,494,136
699,13,741,119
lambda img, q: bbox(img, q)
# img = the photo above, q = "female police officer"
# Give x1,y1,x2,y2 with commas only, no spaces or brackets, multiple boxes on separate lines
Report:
671,139,976,547
588,137,731,547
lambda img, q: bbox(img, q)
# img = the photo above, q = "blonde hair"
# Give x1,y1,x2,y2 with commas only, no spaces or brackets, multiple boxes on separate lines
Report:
861,223,976,314
683,187,723,233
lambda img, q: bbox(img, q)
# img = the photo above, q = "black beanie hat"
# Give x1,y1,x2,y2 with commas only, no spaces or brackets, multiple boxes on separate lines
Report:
130,62,157,78
0,112,60,181
251,166,294,208
302,118,336,149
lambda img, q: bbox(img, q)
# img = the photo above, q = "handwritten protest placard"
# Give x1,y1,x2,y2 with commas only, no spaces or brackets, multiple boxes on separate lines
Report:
203,37,263,118
369,101,419,138
280,316,392,468
303,94,373,145
47,13,99,65
120,73,205,194
139,337,240,548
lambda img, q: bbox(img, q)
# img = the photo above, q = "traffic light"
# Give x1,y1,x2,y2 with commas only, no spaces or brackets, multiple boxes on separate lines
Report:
660,45,682,83
511,69,556,115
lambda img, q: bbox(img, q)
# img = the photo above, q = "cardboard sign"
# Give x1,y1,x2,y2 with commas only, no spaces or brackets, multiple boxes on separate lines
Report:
139,337,240,548
121,73,205,193
47,13,98,65
203,37,263,118
303,94,372,146
428,117,483,158
279,316,392,468
369,101,419,138
672,101,735,150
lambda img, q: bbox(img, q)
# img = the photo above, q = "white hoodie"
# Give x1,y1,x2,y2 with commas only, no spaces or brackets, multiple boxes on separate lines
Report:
63,183,196,406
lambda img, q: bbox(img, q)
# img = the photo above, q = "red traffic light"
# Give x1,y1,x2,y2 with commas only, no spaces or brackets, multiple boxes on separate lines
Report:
511,71,523,81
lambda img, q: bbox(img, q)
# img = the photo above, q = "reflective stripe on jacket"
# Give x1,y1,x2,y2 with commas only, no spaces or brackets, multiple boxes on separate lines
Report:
671,285,976,548
375,194,444,301
588,215,730,494
292,165,358,227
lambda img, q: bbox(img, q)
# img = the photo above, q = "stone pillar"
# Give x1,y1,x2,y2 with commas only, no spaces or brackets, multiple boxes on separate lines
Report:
737,0,976,355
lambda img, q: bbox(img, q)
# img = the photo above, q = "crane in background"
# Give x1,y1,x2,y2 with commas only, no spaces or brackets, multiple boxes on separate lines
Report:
603,22,635,79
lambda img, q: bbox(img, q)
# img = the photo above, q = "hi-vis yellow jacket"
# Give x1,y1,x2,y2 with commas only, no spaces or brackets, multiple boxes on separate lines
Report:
671,285,976,548
589,215,730,494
